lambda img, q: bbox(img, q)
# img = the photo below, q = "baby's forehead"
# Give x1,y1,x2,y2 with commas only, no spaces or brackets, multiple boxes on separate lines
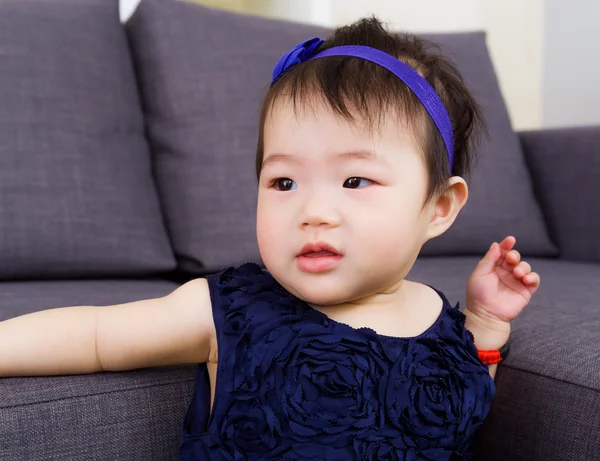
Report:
266,93,423,138
262,107,427,177
264,94,426,159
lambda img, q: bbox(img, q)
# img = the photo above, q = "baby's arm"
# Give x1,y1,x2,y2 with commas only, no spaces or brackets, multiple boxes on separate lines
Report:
0,279,215,377
464,236,541,379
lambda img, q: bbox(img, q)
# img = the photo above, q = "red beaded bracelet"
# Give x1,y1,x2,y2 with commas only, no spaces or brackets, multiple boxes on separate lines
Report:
477,349,502,365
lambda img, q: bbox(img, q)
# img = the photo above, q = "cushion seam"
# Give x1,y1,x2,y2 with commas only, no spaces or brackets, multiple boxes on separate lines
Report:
502,363,600,393
0,377,196,410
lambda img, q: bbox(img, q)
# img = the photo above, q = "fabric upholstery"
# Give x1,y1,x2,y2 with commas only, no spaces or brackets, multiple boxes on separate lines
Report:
0,278,179,322
520,127,600,263
474,367,600,461
0,365,196,461
0,0,175,280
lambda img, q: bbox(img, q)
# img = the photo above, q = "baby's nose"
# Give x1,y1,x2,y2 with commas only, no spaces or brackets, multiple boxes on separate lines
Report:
300,202,341,228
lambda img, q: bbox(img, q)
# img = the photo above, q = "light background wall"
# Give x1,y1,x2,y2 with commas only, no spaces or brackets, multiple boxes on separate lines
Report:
543,0,600,128
120,0,600,131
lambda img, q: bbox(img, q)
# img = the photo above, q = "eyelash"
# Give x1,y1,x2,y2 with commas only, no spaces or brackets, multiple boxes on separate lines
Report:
343,177,374,189
269,177,374,191
270,178,296,191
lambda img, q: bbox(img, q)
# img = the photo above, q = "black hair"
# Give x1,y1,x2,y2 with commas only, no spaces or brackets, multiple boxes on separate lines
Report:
256,17,486,204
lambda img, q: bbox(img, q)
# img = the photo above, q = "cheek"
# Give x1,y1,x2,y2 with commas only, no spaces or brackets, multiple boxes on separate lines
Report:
256,194,287,261
256,197,272,244
354,190,424,248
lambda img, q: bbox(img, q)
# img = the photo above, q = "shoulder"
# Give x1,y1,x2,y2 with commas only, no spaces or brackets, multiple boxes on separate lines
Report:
404,280,446,307
402,283,493,384
404,280,462,321
405,283,484,360
207,263,288,310
207,264,311,338
401,280,447,331
164,278,216,352
402,280,476,343
207,262,288,324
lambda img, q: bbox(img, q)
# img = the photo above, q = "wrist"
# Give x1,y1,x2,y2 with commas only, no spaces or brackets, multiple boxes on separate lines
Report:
464,307,511,351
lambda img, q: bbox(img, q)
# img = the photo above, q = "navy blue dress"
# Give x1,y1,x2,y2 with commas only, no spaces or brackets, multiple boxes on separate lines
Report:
181,264,495,460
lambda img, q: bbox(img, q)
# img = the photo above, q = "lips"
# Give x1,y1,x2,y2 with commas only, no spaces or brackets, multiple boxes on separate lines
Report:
298,242,341,257
302,250,337,258
296,242,343,273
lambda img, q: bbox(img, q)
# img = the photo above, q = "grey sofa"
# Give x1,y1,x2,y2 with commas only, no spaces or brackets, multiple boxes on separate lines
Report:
1,0,598,460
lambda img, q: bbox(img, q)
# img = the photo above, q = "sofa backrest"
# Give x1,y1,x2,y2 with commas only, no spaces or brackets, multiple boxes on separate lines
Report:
0,0,558,280
0,0,175,280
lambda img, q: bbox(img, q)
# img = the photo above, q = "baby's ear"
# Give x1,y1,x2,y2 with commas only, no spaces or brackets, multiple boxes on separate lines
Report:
424,177,468,241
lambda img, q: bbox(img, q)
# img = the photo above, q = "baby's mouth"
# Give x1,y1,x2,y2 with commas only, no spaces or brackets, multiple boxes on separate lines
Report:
302,250,339,258
296,242,343,273
297,241,342,257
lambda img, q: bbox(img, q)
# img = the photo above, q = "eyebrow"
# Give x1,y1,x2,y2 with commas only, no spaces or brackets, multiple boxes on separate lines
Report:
262,149,379,168
261,153,297,169
336,150,378,162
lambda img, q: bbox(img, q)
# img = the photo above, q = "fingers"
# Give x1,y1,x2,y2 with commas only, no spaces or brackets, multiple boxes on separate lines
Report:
523,271,540,285
513,261,530,277
493,235,541,293
499,236,516,253
485,241,501,260
505,247,541,291
505,249,521,266
479,237,516,273
477,241,502,273
522,271,541,290
498,236,519,269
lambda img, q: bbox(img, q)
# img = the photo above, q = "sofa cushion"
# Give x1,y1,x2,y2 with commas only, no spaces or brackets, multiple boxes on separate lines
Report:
409,256,600,460
0,365,196,460
126,0,556,276
0,0,175,280
520,127,600,263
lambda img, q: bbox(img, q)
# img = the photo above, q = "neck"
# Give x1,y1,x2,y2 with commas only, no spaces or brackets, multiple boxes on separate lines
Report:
310,278,408,314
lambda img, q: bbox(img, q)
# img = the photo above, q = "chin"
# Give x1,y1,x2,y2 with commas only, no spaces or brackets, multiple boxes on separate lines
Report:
299,293,345,307
288,277,356,306
298,291,343,306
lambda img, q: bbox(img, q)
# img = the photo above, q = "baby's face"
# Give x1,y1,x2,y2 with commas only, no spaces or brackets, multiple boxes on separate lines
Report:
257,99,435,306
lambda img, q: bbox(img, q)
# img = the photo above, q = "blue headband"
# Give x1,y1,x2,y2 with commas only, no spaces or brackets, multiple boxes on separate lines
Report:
271,38,455,170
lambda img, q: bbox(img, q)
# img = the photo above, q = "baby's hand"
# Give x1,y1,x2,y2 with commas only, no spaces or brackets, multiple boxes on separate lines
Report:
467,236,541,324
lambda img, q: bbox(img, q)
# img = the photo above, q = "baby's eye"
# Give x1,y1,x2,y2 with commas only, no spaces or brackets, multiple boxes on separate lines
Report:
272,178,297,191
343,177,373,189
